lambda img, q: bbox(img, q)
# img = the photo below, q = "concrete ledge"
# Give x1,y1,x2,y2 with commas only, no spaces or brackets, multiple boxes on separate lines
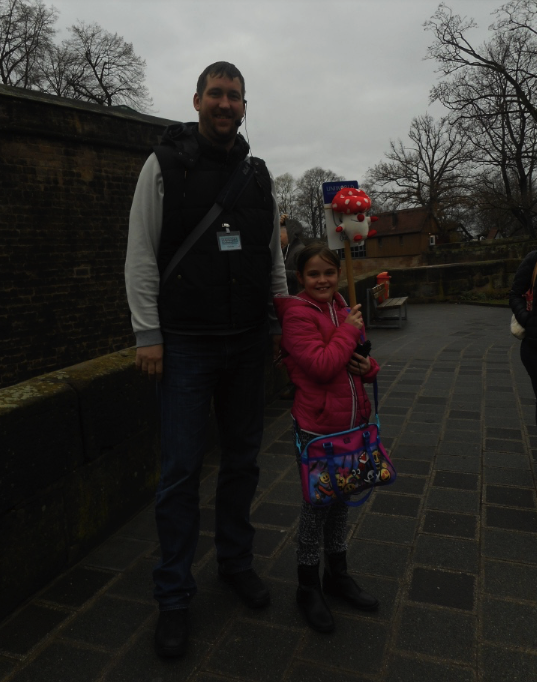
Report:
0,348,159,619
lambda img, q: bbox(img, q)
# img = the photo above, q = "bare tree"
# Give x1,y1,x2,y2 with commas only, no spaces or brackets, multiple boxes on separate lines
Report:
425,1,537,124
43,21,152,111
366,114,473,241
0,0,56,88
427,3,537,235
274,172,297,219
295,167,342,239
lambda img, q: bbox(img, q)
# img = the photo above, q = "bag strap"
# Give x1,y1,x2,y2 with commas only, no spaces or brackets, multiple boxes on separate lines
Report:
161,156,254,286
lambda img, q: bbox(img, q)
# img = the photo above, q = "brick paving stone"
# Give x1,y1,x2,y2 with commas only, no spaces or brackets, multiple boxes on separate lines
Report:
433,471,478,490
422,511,477,539
189,588,238,642
263,481,302,506
482,598,537,648
267,542,297,583
486,427,523,440
444,419,480,431
0,658,15,679
484,467,534,487
7,642,111,682
396,605,475,662
485,485,535,508
480,645,537,682
379,407,408,418
450,410,481,420
414,536,479,573
285,662,367,682
193,535,214,564
398,432,440,446
435,456,481,473
205,620,301,682
107,558,154,603
0,604,69,657
426,489,480,514
485,439,526,453
391,445,436,461
250,503,299,528
39,566,115,608
300,615,388,676
252,528,288,557
370,493,421,517
406,413,443,425
482,528,537,564
104,626,200,682
117,505,158,542
484,559,537,601
82,536,155,572
409,567,475,610
390,476,427,495
443,430,482,444
355,514,418,545
240,580,302,629
438,441,480,457
199,506,215,532
62,596,154,649
348,540,410,578
395,460,431,476
485,506,537,532
386,654,476,682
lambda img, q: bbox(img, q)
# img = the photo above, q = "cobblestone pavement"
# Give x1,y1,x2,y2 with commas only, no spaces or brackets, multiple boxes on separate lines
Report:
1,303,537,682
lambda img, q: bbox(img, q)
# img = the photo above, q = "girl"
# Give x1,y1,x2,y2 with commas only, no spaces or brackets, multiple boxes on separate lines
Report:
274,242,380,632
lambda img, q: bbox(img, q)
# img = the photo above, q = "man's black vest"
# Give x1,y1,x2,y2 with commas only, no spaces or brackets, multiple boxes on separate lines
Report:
155,123,274,333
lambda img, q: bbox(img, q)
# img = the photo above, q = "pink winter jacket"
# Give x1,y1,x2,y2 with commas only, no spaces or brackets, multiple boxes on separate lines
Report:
274,291,379,434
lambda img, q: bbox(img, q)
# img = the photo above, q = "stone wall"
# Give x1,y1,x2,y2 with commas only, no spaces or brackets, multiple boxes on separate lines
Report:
0,349,159,619
0,342,288,621
0,85,175,389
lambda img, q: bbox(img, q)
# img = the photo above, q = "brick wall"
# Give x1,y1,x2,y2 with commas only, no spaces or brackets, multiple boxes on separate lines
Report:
0,85,176,388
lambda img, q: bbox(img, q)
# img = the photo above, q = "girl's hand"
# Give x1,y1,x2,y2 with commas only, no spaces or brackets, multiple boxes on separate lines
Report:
344,304,364,330
347,352,371,375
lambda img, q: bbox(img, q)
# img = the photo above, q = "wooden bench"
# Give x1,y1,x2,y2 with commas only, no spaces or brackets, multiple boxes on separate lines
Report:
366,284,408,329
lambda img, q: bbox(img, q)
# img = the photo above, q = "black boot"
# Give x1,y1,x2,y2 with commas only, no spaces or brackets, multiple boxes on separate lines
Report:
154,609,188,658
323,551,379,611
296,564,335,632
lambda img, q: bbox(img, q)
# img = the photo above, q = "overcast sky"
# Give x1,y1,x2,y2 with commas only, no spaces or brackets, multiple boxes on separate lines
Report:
48,0,499,182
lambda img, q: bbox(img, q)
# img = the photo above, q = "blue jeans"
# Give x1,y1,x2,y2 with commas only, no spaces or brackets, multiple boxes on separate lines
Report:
153,324,268,610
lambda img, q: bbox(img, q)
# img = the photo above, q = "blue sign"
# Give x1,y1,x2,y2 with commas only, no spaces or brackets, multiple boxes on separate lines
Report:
322,180,359,204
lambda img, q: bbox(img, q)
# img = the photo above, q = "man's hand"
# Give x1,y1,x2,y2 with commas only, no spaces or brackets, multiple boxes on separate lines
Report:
346,352,371,376
272,334,283,367
135,344,164,381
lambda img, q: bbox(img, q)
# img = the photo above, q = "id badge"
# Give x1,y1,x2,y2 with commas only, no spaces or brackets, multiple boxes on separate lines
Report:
217,231,242,252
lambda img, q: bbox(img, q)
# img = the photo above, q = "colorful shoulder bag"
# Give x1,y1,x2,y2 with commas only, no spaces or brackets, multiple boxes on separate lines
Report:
297,381,396,507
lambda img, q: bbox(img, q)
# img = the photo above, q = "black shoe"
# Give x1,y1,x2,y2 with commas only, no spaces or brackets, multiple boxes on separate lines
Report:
297,564,335,633
219,568,270,608
323,551,379,611
154,609,188,658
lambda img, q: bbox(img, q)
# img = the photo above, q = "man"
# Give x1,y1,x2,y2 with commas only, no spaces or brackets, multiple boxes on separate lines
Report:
125,61,287,658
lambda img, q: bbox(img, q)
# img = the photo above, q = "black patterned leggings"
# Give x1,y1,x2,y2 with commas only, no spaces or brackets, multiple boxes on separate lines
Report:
295,425,348,566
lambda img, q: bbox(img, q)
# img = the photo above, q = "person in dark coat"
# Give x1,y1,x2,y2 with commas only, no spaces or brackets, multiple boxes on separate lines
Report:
280,215,305,295
510,249,537,423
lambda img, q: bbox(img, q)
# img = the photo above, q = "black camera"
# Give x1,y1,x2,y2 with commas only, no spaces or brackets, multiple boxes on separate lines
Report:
355,340,371,358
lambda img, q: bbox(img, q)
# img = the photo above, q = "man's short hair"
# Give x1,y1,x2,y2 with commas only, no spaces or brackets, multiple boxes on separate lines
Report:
196,61,246,99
